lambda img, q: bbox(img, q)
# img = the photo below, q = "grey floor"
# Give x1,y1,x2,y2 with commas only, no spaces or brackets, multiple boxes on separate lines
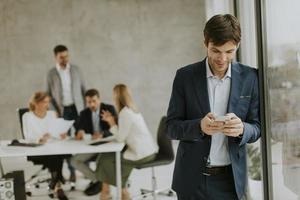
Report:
25,161,176,200
6,141,299,200
2,143,178,200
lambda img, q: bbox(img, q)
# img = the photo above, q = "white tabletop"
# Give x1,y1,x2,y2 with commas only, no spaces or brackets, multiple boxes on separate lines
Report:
0,139,125,157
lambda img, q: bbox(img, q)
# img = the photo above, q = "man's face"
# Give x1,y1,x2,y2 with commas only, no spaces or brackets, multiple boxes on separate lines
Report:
206,41,238,76
55,51,69,68
86,96,101,112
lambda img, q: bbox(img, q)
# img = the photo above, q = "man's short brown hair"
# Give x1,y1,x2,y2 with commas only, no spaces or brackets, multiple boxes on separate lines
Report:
204,14,241,46
85,89,100,98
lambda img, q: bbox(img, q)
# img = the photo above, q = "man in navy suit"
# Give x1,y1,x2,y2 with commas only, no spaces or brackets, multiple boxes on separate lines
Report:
166,14,261,200
71,89,117,196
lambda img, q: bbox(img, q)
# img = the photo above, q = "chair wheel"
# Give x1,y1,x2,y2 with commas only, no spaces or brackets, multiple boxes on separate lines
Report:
48,193,54,198
26,191,32,196
168,191,174,196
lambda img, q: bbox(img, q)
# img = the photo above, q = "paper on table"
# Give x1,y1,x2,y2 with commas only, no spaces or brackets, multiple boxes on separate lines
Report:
48,118,74,138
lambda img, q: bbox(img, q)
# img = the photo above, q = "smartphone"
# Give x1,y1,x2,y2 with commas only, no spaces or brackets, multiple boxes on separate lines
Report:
215,115,229,122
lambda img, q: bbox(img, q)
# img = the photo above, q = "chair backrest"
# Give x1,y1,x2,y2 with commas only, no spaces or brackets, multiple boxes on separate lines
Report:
156,116,174,161
17,108,29,139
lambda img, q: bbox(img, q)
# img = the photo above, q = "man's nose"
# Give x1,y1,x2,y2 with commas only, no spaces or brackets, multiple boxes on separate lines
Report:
218,53,227,62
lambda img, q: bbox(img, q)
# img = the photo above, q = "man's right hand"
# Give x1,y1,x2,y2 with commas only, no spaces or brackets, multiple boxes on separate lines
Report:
200,112,225,135
75,130,85,140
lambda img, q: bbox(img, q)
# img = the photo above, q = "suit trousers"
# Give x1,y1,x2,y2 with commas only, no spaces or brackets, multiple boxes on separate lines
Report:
177,168,238,200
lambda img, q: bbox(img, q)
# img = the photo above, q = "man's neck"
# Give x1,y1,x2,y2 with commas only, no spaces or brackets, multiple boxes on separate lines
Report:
209,66,226,79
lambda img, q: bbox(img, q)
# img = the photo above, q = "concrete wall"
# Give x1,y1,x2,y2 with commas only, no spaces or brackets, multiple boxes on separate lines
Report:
0,0,206,139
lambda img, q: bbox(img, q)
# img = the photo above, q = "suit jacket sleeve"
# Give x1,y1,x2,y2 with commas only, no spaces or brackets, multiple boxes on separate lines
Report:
79,69,86,105
239,71,261,146
46,70,61,116
166,70,206,141
76,110,87,134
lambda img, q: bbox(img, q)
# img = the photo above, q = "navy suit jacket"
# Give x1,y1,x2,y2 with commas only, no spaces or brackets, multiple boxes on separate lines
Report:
166,59,261,199
76,103,117,138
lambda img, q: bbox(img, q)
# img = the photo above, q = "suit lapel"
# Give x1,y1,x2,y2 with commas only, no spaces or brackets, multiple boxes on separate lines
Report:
227,62,242,114
192,59,211,115
87,109,94,133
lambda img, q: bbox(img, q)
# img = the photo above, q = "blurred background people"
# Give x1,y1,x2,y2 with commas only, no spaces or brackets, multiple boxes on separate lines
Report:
22,91,69,200
97,84,158,200
46,44,86,187
71,89,117,196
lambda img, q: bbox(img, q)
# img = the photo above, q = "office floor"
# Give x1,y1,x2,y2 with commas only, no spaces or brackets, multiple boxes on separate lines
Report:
8,141,292,200
22,144,178,200
26,162,176,200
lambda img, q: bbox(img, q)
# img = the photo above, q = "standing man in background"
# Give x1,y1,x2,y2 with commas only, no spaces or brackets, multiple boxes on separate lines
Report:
166,14,261,200
47,44,86,189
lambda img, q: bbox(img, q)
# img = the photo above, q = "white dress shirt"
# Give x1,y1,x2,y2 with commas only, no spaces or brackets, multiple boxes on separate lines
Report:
92,107,101,133
56,63,74,106
206,58,231,166
22,111,57,142
109,107,158,161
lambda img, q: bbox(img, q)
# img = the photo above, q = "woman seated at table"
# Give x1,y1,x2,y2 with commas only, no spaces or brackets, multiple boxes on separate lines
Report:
22,91,69,200
96,84,159,200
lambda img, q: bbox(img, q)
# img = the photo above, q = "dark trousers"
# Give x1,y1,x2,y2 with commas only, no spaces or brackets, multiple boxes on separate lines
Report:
177,169,238,200
62,104,78,176
28,155,65,184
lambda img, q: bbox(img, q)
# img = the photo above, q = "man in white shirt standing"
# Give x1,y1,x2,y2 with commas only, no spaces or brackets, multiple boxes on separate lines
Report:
47,45,86,189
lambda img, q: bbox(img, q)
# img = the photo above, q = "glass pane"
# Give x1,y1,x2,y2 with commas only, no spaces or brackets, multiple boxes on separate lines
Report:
265,0,300,199
237,1,263,199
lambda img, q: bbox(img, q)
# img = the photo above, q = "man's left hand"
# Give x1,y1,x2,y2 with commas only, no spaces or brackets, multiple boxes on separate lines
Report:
222,113,244,137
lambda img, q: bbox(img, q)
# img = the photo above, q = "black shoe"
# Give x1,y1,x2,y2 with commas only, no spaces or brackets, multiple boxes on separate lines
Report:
69,172,76,183
84,181,102,196
57,188,69,200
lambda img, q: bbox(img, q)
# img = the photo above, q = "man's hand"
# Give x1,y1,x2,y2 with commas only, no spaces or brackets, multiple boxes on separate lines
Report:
101,110,116,127
76,130,85,140
222,113,244,137
92,132,103,140
200,112,225,135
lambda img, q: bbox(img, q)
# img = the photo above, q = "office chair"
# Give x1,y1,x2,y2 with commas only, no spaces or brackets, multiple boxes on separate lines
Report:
17,108,29,139
16,108,50,196
133,116,175,200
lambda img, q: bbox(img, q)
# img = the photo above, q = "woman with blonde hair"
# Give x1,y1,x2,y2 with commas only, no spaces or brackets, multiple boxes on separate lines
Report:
97,84,158,200
22,91,68,200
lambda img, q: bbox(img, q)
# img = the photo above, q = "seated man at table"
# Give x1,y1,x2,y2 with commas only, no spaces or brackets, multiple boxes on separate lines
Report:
71,89,117,196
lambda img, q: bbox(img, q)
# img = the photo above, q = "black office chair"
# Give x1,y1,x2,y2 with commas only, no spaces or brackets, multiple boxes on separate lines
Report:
16,108,50,196
17,108,29,139
133,116,175,200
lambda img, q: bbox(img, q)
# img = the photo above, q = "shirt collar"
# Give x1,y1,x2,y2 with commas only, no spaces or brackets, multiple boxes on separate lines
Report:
56,63,70,72
91,105,101,115
205,58,231,79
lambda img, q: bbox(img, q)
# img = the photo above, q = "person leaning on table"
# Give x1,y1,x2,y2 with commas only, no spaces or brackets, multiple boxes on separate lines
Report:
95,84,158,200
22,91,69,200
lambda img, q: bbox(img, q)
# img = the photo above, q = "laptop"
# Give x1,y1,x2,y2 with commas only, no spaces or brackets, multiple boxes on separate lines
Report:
87,136,115,146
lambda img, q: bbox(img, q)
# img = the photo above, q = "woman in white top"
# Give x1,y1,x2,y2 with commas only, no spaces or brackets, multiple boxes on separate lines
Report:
96,84,158,200
22,91,68,200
